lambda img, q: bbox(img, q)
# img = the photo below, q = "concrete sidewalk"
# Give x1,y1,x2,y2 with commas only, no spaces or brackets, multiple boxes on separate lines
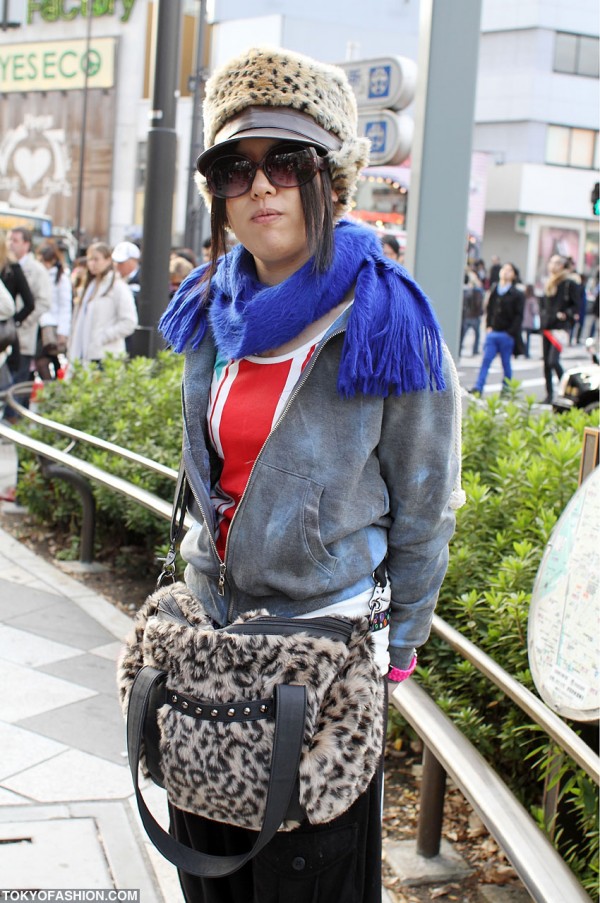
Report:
0,507,184,898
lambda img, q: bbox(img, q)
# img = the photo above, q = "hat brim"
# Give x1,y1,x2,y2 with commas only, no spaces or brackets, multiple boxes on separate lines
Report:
196,106,341,175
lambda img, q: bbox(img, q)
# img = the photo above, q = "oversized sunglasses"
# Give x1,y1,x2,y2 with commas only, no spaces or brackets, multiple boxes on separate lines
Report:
204,144,329,199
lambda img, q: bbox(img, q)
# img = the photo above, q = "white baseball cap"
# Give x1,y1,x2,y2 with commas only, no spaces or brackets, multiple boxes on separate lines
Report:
112,241,140,263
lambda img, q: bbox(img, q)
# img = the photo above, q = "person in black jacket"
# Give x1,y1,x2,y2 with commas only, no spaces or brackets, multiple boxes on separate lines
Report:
539,254,579,403
0,231,36,373
470,263,524,396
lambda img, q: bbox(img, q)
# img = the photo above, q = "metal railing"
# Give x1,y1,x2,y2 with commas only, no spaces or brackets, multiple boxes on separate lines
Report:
1,381,598,900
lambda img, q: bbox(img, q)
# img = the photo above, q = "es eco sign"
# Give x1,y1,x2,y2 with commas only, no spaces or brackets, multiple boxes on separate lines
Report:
0,38,116,92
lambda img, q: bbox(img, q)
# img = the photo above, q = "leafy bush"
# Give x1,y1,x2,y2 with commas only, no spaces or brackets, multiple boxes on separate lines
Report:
14,353,184,574
391,391,598,893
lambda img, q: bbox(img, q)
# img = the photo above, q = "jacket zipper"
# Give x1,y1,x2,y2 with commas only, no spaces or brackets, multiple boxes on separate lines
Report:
188,327,346,618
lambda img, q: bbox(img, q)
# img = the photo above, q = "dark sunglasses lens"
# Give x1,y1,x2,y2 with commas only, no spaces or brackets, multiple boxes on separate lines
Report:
265,147,318,188
207,156,255,198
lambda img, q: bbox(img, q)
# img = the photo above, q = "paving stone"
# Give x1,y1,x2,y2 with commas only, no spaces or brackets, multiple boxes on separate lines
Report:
39,650,119,694
0,817,113,887
5,594,116,649
0,622,81,668
0,659,95,722
0,722,66,781
0,577,61,619
3,748,132,802
17,692,127,765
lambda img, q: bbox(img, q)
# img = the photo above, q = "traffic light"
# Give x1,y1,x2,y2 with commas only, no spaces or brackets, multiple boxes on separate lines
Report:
592,182,600,216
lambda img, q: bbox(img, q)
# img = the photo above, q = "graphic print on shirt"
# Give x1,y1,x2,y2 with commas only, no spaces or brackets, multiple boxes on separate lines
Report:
208,343,317,557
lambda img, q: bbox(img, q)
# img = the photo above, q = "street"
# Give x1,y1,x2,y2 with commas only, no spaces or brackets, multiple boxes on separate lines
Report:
455,331,596,404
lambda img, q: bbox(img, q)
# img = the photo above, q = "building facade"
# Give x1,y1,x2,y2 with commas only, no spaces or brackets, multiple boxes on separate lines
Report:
0,0,597,285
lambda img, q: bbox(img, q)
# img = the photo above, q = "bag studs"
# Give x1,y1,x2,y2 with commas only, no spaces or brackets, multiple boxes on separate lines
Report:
181,701,188,710
195,706,203,715
243,706,251,716
211,709,219,717
171,694,178,703
227,708,235,716
260,704,268,713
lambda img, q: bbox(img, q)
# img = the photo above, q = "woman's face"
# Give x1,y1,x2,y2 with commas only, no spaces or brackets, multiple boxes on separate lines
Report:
499,263,515,283
548,255,565,275
86,248,111,277
224,138,313,285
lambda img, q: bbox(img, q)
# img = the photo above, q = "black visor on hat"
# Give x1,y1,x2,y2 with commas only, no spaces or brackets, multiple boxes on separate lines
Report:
196,106,342,174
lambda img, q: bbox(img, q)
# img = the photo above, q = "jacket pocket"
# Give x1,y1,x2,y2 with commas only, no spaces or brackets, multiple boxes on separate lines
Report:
228,463,338,599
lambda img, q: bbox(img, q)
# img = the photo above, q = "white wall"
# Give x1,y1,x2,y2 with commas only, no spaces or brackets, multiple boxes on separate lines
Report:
481,0,599,36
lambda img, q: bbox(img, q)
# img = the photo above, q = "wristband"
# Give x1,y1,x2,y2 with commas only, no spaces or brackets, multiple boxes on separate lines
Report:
388,655,417,683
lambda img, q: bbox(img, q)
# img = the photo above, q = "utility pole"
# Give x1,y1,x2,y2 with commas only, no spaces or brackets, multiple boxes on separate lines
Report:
404,0,482,359
139,0,183,357
184,0,209,255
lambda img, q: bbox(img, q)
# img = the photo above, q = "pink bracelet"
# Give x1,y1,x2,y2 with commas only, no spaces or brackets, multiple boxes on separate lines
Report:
388,655,417,683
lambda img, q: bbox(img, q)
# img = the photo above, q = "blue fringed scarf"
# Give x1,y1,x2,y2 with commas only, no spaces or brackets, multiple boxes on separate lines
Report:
160,220,445,397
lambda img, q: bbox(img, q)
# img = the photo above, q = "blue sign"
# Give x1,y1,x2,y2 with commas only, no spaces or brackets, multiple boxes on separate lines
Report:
368,65,391,100
364,120,387,153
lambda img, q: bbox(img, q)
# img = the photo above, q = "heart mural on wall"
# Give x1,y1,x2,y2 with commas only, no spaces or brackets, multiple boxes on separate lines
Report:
13,146,52,191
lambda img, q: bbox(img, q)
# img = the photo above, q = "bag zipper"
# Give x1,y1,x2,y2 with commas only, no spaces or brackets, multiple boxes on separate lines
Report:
186,327,346,618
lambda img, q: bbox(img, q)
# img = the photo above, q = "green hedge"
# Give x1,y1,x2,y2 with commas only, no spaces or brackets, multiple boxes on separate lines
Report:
404,392,598,894
14,363,598,892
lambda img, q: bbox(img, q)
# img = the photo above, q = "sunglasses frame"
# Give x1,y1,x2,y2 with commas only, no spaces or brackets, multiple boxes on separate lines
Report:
205,143,329,199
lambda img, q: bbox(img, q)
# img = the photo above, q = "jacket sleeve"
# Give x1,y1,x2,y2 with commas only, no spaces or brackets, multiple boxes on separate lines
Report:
100,281,139,344
377,345,463,669
12,264,36,324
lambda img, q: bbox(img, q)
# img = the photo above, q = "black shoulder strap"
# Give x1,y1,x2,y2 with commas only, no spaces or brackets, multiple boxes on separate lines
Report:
127,666,306,878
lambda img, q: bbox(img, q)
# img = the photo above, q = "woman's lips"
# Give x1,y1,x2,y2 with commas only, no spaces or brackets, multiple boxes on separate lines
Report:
251,209,282,224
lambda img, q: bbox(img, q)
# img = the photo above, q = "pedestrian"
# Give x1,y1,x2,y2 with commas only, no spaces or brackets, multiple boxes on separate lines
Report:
168,255,194,299
157,45,464,903
381,233,400,261
539,254,579,404
68,242,138,364
469,262,524,396
7,227,51,404
112,241,141,354
459,269,484,356
520,284,540,359
35,240,72,379
488,255,501,286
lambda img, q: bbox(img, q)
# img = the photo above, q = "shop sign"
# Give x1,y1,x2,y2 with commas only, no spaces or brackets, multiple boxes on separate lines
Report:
0,37,116,92
27,0,136,24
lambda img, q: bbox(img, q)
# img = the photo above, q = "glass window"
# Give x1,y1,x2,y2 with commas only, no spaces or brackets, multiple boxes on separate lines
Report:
578,36,600,78
571,130,596,168
554,32,577,73
546,125,570,165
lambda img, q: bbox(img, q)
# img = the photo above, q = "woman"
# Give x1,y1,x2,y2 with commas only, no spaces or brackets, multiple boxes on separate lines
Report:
0,230,35,375
469,262,524,396
69,242,138,364
35,240,72,379
159,46,463,903
539,254,579,404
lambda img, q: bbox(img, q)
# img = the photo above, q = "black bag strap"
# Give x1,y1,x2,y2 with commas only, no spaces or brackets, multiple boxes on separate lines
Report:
156,459,191,588
127,665,307,878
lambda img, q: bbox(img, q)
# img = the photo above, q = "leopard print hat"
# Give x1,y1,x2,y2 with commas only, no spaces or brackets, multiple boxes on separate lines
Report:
195,46,371,218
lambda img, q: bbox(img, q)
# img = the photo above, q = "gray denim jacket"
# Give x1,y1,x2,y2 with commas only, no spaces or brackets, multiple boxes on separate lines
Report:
179,304,462,670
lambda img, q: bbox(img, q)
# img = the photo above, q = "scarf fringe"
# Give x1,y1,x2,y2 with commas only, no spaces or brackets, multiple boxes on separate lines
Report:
160,222,446,397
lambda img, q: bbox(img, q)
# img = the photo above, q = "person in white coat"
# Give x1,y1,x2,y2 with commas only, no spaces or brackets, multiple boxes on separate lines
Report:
69,242,138,363
36,240,72,379
8,227,51,400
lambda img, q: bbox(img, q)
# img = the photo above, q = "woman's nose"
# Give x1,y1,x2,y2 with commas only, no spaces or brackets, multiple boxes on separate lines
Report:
250,165,274,198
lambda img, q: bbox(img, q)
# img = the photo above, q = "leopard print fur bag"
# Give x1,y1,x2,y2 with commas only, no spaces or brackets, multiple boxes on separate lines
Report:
118,581,384,832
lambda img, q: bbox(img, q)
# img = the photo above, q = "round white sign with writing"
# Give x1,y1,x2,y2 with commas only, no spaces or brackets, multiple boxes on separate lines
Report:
528,466,600,721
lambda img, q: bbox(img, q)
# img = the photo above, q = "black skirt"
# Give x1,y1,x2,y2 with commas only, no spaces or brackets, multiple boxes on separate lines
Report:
168,755,384,903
